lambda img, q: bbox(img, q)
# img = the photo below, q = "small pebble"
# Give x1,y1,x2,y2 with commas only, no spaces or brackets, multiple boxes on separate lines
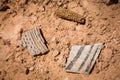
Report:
29,67,34,71
102,62,109,70
96,69,100,74
111,58,116,63
53,50,60,57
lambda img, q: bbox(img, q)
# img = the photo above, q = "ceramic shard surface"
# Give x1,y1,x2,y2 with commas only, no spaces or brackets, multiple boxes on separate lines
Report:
65,43,103,74
20,27,48,56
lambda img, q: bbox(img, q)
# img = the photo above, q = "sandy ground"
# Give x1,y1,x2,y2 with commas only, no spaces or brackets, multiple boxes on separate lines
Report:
0,0,120,80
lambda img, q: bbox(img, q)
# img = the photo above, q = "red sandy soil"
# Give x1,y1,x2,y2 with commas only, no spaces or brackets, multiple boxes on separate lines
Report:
0,0,120,80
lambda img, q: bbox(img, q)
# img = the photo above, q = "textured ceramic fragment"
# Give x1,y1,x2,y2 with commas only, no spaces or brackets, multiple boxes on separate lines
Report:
20,27,48,56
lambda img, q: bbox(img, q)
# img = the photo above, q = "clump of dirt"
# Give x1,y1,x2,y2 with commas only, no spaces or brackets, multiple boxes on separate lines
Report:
0,0,120,80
